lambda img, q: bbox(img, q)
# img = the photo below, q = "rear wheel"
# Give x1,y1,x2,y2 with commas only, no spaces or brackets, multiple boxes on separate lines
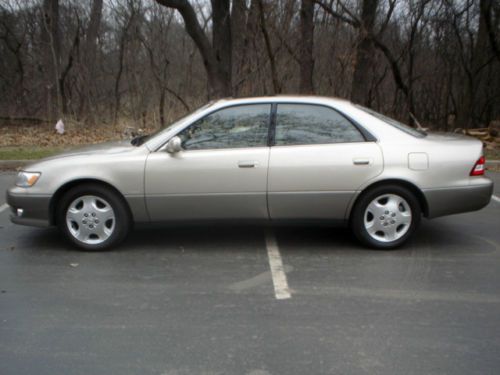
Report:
57,184,131,250
351,184,421,249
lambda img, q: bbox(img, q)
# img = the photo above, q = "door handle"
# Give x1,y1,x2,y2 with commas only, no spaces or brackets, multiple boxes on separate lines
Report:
238,160,258,168
353,158,371,165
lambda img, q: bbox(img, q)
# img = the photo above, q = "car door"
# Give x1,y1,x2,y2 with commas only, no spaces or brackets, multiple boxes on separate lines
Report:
145,104,272,221
268,103,383,220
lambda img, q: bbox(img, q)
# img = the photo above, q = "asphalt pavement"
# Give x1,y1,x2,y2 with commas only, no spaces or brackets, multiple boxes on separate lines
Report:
1,172,499,375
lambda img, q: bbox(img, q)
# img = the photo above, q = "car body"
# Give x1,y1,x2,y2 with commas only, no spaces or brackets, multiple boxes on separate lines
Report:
6,96,494,250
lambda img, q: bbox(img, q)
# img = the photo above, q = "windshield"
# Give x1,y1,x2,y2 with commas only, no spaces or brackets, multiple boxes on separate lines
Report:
132,102,215,146
355,104,426,138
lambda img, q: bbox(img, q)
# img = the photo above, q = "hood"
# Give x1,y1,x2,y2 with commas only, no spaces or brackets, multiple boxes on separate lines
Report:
43,140,134,160
22,140,136,170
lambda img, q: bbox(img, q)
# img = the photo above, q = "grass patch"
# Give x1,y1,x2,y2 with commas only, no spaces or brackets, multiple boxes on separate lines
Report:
0,147,62,160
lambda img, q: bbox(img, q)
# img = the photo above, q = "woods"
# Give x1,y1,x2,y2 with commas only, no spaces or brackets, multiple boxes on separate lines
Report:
0,0,499,131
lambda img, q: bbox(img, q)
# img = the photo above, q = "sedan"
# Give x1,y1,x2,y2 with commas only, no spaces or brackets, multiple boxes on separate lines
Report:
6,96,494,250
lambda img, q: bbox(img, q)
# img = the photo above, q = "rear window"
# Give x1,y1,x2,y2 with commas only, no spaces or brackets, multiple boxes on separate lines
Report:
355,105,426,138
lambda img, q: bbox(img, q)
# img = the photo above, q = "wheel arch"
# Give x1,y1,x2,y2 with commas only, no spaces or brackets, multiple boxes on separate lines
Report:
348,179,429,220
49,179,132,225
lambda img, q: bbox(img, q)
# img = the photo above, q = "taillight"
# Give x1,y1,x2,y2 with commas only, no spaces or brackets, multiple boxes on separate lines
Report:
470,156,486,176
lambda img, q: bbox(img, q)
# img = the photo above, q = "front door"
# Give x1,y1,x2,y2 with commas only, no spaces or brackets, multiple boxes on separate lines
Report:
145,104,272,221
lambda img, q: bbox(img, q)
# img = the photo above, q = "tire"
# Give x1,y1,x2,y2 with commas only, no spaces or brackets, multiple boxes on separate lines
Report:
56,183,131,250
350,184,421,250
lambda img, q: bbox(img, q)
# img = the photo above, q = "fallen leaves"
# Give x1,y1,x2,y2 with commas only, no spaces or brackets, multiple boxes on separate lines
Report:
0,120,159,148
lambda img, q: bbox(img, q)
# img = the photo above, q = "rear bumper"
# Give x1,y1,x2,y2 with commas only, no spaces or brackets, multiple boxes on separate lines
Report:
423,179,494,219
6,189,52,227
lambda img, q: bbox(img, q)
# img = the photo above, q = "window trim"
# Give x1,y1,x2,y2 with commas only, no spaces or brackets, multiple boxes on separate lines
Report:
158,101,377,152
269,102,376,147
173,103,274,151
268,103,277,147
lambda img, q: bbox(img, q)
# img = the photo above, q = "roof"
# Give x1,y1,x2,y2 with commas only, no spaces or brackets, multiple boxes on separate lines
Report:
213,95,350,106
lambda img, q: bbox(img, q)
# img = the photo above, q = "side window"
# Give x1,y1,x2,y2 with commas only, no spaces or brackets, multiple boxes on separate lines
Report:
275,104,365,146
177,104,271,150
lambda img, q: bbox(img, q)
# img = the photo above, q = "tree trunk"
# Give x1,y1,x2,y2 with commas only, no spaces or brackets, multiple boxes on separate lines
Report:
59,23,80,115
299,0,314,94
351,0,378,106
82,0,103,118
481,0,500,62
155,0,232,99
456,0,492,129
237,0,260,94
42,0,61,119
85,0,103,68
113,21,128,125
258,0,280,94
231,0,247,96
211,0,232,97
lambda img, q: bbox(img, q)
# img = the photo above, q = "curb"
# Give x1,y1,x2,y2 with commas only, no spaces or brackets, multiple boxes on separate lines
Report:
1,159,500,171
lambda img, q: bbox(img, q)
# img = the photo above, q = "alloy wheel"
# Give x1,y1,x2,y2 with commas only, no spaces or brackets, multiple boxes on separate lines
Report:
363,194,412,243
65,195,116,245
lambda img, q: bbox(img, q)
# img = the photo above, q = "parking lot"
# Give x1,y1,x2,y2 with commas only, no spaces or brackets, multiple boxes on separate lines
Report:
1,171,499,375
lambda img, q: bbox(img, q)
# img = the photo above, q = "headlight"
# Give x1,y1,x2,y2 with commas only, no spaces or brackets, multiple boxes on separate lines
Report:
16,171,41,187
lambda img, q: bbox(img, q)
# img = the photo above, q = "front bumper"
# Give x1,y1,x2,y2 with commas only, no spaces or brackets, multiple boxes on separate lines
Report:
424,179,494,219
6,188,52,227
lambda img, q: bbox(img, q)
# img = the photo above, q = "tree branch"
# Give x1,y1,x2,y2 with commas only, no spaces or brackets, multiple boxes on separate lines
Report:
313,0,359,27
154,0,215,69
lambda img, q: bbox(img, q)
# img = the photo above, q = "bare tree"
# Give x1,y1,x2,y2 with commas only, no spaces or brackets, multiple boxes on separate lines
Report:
231,0,246,95
315,0,425,123
300,0,314,93
0,0,498,130
482,0,500,62
155,0,232,98
42,0,61,119
140,5,189,126
258,0,280,94
454,0,495,129
350,0,378,105
81,0,103,119
0,5,25,94
85,0,103,72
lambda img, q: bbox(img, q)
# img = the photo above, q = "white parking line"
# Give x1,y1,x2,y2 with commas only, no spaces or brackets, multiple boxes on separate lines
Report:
0,203,9,213
492,195,500,203
265,228,291,300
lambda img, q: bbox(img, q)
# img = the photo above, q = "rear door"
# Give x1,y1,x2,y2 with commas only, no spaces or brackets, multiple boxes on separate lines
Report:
267,103,383,220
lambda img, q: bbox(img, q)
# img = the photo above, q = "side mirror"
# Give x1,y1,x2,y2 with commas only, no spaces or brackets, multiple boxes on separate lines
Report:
166,136,182,154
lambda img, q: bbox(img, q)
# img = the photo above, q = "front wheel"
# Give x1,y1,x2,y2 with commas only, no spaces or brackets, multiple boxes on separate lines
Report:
350,185,421,249
57,184,131,250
